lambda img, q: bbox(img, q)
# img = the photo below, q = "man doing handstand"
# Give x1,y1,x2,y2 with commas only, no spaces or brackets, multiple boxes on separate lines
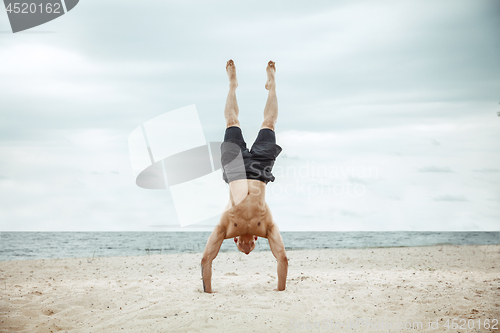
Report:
201,60,288,293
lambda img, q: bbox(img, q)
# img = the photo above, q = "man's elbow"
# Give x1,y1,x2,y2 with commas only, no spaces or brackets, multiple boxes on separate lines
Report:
277,253,288,266
201,257,208,266
201,255,212,267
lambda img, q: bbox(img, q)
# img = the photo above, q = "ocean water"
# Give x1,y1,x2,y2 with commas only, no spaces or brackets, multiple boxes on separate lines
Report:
0,231,498,262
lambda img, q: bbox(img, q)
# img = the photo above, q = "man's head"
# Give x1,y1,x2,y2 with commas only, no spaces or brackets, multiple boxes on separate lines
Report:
234,234,258,255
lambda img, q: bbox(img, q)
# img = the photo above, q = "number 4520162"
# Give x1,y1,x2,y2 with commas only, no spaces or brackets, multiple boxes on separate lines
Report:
5,3,62,14
443,318,498,330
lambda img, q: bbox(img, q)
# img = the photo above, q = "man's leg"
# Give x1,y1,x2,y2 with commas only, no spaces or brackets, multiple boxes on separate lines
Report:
261,61,278,131
222,60,248,206
225,59,240,128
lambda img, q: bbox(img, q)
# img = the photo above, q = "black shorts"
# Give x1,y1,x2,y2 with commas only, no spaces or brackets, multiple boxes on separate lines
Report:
221,126,282,184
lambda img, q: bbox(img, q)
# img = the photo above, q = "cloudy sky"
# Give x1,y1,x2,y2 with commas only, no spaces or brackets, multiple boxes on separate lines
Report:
0,0,499,231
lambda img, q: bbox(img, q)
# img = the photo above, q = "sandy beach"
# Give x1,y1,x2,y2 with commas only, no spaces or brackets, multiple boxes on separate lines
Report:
1,245,499,333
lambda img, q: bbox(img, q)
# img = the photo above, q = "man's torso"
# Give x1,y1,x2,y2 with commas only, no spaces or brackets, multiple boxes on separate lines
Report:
220,179,274,239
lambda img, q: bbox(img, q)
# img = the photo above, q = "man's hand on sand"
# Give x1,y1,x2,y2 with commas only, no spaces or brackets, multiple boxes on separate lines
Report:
204,290,218,294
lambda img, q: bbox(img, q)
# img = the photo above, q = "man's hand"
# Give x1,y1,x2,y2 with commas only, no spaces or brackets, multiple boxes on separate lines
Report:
267,223,288,291
201,225,225,293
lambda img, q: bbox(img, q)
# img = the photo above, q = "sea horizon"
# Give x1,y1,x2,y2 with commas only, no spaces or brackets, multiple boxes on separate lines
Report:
1,231,498,262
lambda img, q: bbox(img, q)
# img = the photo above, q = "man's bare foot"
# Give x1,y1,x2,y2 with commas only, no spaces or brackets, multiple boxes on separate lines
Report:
265,60,276,90
226,59,238,89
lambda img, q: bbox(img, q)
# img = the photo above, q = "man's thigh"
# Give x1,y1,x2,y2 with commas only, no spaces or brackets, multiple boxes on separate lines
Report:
221,126,248,184
224,126,247,148
253,128,276,145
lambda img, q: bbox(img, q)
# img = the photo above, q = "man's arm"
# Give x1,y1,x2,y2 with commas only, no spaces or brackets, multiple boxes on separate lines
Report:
201,225,225,293
267,223,288,291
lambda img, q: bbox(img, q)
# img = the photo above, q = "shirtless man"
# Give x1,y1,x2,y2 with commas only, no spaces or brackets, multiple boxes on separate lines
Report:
201,60,288,293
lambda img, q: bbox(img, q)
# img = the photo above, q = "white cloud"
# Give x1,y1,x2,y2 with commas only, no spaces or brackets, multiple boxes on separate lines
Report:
417,166,453,173
433,195,468,202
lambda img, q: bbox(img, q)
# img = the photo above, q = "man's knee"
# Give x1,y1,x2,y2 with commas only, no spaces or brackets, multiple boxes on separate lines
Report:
261,119,276,131
226,118,240,128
